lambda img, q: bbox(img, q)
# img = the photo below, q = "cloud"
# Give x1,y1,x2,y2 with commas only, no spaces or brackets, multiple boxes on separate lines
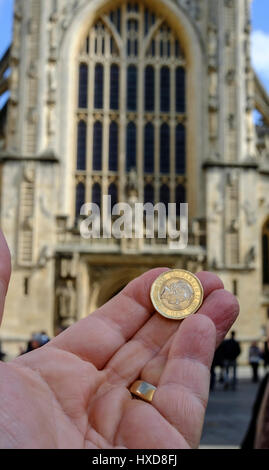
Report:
251,30,269,90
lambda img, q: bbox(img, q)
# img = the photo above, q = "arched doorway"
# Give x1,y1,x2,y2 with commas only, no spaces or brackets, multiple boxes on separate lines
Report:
262,218,269,286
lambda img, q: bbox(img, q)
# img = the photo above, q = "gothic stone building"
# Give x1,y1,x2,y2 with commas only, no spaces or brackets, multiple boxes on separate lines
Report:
0,0,269,358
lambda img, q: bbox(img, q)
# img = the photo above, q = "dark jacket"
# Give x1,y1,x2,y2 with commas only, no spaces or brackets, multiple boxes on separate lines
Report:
223,338,241,361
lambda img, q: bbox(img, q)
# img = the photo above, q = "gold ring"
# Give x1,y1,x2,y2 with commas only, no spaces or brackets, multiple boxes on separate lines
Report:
129,380,156,403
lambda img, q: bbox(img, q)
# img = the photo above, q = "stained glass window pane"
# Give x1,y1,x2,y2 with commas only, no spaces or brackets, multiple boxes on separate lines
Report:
75,182,85,218
144,184,154,205
144,122,154,173
175,124,186,174
145,66,155,111
126,122,136,171
108,183,118,210
94,63,104,109
127,65,137,111
109,122,118,171
176,184,186,216
92,183,101,208
110,64,119,110
93,121,102,171
160,123,170,173
176,67,185,113
78,63,88,108
76,121,86,170
160,67,170,112
160,184,170,212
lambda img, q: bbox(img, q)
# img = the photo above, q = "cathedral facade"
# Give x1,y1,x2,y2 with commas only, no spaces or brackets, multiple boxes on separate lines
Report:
0,0,269,359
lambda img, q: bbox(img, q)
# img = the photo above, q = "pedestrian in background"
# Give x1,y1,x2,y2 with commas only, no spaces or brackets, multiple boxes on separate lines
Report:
223,331,241,390
210,341,225,391
249,341,262,383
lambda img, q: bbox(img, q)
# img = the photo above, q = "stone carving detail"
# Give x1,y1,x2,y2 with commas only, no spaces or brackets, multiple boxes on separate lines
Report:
17,164,36,266
56,280,77,327
245,246,256,266
55,254,79,328
176,0,201,22
25,0,41,154
242,201,257,226
225,171,240,265
207,24,219,145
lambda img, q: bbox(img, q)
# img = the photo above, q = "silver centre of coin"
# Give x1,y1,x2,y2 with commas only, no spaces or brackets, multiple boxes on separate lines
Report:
160,279,194,311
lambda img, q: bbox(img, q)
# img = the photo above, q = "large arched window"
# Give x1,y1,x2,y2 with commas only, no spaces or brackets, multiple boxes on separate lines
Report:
75,3,187,221
263,219,269,285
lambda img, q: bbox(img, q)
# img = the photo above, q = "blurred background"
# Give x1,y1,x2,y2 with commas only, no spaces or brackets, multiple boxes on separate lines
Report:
0,0,269,448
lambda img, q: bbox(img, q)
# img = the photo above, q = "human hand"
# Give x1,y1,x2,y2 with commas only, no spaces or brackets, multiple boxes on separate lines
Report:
0,231,239,448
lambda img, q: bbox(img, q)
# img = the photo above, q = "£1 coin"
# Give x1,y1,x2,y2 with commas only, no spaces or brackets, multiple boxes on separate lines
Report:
150,269,204,320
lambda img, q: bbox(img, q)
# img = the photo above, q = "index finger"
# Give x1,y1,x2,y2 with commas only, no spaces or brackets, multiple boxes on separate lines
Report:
0,230,11,326
49,269,224,371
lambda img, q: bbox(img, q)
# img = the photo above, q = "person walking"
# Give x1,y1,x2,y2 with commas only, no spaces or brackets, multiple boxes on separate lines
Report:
249,341,262,383
210,341,225,391
223,331,241,390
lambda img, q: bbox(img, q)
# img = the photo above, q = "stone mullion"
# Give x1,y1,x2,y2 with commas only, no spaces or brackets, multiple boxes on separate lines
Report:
102,32,110,224
170,63,176,204
87,114,94,202
137,12,144,205
119,4,127,203
25,0,41,155
88,48,95,168
73,111,79,216
170,121,176,204
155,63,160,202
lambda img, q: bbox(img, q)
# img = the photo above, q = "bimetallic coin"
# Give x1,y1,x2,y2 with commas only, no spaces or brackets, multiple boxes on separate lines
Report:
150,269,204,320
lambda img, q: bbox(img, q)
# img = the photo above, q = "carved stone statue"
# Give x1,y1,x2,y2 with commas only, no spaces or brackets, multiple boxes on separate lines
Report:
245,246,256,265
209,111,218,140
209,70,218,104
56,280,77,327
208,25,218,67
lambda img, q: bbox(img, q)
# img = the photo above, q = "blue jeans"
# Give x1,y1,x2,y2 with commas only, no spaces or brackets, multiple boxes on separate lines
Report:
224,359,237,388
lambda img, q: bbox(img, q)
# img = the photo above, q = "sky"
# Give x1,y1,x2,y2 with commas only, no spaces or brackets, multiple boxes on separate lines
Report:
0,0,269,107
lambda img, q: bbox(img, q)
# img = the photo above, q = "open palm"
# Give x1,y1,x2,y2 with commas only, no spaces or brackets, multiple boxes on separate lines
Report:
0,231,239,448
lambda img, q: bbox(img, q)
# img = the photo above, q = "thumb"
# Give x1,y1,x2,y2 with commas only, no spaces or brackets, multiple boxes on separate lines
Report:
0,229,11,326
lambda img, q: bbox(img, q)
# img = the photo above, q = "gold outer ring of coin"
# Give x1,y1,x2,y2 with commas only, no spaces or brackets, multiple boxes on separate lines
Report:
150,269,204,320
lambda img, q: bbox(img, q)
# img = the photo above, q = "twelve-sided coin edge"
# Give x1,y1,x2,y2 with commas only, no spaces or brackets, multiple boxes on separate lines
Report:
150,269,204,320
